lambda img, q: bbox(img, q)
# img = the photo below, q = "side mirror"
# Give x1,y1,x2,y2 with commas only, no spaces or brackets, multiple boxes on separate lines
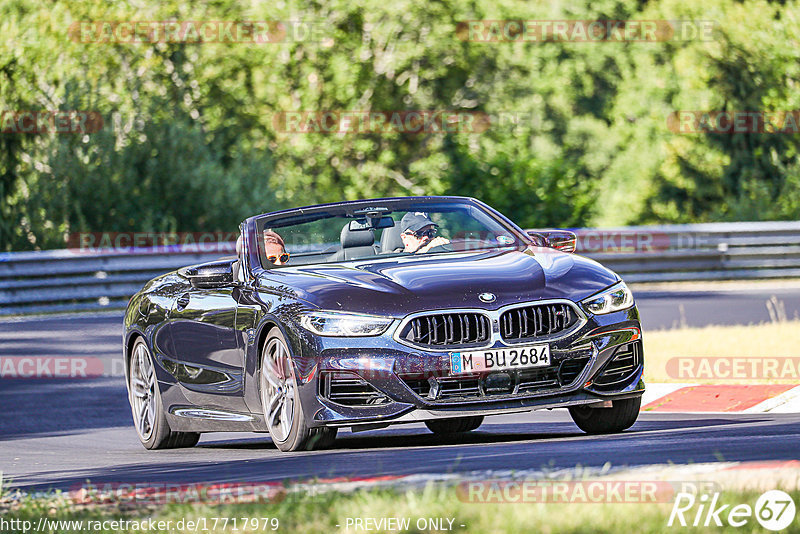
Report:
527,230,577,253
184,260,235,288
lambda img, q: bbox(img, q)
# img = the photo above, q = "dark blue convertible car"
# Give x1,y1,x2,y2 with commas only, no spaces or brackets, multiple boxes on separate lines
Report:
123,196,644,451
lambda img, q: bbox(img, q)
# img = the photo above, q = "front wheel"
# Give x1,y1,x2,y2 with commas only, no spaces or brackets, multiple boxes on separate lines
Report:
260,327,337,452
568,397,641,434
128,338,200,449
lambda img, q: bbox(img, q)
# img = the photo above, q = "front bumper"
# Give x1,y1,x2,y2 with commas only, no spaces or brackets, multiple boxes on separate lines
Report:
291,305,644,429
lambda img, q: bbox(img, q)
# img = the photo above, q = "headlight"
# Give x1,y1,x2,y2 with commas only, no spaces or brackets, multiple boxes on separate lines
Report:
299,311,393,337
581,282,634,315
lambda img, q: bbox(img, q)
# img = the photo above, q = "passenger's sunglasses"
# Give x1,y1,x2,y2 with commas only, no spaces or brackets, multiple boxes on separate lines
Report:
267,253,290,264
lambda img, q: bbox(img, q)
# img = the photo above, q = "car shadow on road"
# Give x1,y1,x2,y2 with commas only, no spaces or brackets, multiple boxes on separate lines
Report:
195,426,586,452
196,416,756,451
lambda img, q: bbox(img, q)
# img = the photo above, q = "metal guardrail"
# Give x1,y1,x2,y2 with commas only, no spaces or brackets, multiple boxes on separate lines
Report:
0,247,236,315
570,221,800,283
1,221,799,316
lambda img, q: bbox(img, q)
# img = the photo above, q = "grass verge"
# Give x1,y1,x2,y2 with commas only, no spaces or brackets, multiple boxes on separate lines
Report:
2,483,799,533
643,320,800,383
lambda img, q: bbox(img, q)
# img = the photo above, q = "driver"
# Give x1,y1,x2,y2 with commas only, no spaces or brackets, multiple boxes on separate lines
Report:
400,212,452,254
264,230,290,265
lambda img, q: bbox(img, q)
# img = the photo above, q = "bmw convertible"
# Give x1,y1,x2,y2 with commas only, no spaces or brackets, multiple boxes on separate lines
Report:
123,196,644,451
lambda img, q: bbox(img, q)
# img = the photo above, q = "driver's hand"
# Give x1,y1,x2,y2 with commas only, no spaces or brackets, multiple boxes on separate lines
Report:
418,236,450,253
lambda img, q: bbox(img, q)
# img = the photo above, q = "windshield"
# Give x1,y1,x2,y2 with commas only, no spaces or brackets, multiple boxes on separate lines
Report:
254,199,528,269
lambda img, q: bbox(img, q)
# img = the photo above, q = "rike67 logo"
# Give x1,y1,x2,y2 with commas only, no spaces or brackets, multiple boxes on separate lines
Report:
669,490,796,531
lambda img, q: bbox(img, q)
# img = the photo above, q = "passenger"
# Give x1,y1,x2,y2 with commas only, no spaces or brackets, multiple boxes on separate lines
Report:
399,212,452,254
264,230,290,265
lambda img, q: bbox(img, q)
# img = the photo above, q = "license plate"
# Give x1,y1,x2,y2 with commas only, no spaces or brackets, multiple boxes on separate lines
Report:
450,345,550,375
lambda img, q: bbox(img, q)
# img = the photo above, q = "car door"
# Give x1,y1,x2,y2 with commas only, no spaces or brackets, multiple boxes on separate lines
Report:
168,286,248,412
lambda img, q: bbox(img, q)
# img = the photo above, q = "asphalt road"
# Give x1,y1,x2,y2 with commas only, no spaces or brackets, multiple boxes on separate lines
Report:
634,286,800,329
3,407,800,491
2,286,800,491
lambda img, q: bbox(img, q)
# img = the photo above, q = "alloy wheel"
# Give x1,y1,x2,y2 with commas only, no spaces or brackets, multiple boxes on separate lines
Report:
261,336,297,443
129,341,157,441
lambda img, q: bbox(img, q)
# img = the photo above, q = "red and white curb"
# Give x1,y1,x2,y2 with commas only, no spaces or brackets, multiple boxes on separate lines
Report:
642,383,800,413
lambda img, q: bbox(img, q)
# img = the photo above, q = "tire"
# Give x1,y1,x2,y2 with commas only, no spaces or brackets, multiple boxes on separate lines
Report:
260,327,337,452
128,338,200,450
425,416,484,435
568,397,641,435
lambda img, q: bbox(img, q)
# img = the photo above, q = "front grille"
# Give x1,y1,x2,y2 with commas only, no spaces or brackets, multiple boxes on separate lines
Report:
397,312,491,348
499,303,580,341
319,371,390,406
398,356,591,402
593,342,642,390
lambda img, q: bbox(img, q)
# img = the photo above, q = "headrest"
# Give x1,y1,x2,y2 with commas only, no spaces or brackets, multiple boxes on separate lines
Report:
340,224,375,248
380,224,404,252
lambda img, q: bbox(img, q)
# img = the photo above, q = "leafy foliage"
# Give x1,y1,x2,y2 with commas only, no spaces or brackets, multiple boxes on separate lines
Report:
1,0,799,251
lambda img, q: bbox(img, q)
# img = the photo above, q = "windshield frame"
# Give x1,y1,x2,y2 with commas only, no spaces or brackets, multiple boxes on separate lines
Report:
245,196,533,272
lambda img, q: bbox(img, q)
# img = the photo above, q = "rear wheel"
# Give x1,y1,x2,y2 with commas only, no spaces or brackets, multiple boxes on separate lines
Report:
260,327,337,452
568,397,641,434
128,338,200,449
425,416,484,435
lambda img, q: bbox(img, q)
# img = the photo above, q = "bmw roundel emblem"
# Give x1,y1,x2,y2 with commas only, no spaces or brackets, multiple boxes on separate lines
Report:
479,292,496,303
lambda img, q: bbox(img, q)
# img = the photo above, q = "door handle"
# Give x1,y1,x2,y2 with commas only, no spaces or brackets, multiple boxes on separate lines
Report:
176,293,190,311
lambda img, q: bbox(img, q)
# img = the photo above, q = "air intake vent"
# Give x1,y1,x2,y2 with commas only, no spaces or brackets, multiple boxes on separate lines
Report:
397,312,491,348
516,367,560,393
319,371,390,406
593,342,642,390
558,356,591,385
499,303,580,341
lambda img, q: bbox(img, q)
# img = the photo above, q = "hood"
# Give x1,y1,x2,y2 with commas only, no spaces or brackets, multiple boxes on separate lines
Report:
258,248,618,316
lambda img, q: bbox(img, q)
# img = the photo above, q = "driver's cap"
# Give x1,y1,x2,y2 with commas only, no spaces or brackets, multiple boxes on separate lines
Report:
400,212,438,234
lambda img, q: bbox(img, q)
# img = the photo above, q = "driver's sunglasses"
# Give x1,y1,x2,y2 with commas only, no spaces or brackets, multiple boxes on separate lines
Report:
267,253,290,264
414,228,438,239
